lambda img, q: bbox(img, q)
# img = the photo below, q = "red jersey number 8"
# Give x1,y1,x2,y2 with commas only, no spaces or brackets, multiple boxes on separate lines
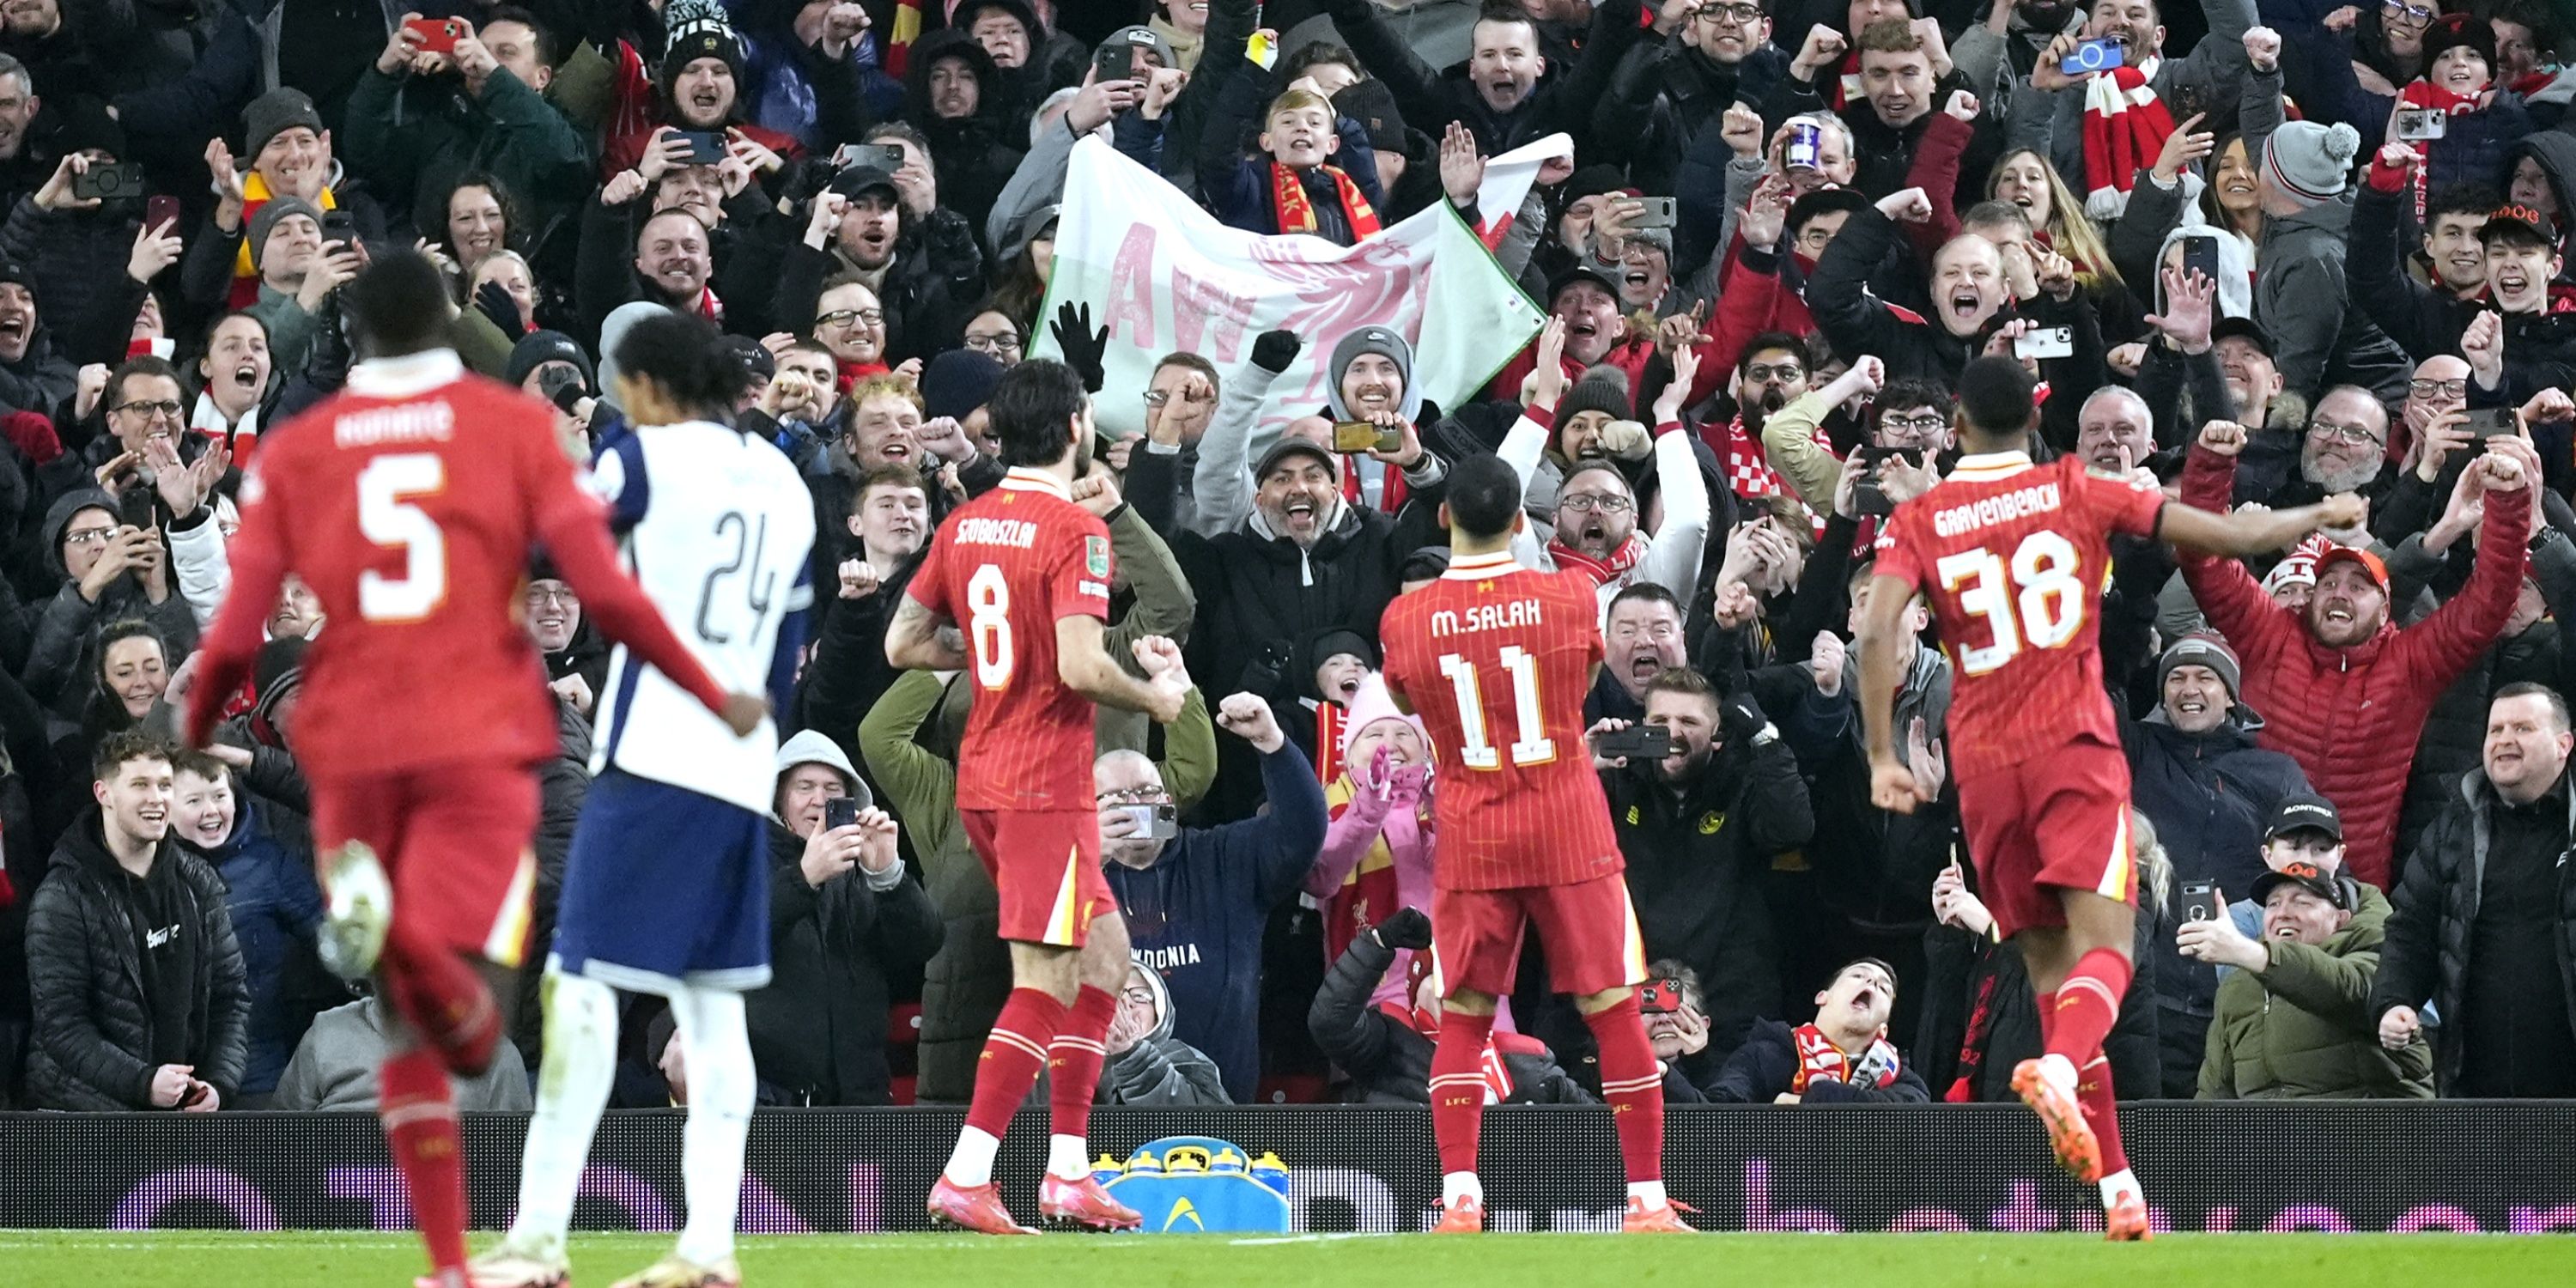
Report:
968,563,1012,688
1933,530,2082,676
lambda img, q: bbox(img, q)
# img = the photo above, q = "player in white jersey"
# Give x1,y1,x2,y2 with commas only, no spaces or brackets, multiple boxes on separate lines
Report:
468,313,820,1288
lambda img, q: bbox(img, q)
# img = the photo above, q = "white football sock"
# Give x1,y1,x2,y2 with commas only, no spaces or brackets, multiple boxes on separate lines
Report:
1628,1180,1667,1209
1047,1133,1091,1182
668,984,753,1267
506,971,619,1256
945,1127,1002,1188
2099,1168,2140,1206
1443,1171,1483,1206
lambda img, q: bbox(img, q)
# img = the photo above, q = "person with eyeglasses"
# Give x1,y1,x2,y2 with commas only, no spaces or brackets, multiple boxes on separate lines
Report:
1601,0,1783,197
2396,355,2472,471
27,488,188,715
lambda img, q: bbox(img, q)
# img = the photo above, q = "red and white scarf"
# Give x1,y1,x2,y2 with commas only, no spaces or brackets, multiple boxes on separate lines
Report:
1789,1024,1903,1094
2081,59,2173,220
1395,955,1514,1103
1549,532,1646,587
1273,162,1382,241
1712,413,1833,535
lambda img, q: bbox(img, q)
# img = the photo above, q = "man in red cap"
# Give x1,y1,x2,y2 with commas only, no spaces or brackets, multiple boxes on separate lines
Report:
2176,417,2536,890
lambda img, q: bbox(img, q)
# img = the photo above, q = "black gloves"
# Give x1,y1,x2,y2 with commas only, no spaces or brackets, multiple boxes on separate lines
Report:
1372,906,1433,951
1051,301,1109,394
1250,328,1303,375
472,280,526,337
1719,690,1767,745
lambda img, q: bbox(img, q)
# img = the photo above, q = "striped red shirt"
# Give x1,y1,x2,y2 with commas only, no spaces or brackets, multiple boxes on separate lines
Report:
1873,453,2165,777
1381,550,1623,891
905,468,1113,811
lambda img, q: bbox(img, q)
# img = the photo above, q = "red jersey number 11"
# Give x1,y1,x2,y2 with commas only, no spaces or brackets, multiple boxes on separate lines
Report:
1437,647,1554,769
1933,531,2083,676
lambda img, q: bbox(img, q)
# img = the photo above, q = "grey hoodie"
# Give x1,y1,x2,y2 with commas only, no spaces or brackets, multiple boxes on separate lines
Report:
1097,967,1230,1106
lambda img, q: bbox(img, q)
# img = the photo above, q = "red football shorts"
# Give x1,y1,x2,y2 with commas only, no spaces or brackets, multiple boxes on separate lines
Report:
1958,735,2138,938
1431,872,1647,999
307,762,541,967
962,808,1114,947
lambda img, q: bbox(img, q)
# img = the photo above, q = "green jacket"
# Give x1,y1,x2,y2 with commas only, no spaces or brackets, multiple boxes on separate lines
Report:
339,65,593,240
2198,883,2435,1100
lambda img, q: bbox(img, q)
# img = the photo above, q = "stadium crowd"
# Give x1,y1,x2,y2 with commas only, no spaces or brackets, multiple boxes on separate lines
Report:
0,0,2572,1116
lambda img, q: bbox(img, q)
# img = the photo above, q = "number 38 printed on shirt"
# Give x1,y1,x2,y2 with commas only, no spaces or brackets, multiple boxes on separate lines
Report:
1934,530,2085,675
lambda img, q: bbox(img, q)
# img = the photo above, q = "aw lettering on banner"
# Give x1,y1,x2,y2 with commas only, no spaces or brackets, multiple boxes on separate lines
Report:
1035,134,1565,445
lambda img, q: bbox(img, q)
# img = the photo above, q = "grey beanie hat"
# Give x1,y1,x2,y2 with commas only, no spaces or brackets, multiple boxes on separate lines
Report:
247,197,324,269
1324,325,1421,422
594,301,673,403
2159,631,2242,702
2260,120,2362,205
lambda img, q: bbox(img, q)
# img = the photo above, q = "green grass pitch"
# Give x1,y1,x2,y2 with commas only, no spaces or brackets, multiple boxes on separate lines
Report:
4,1230,2569,1287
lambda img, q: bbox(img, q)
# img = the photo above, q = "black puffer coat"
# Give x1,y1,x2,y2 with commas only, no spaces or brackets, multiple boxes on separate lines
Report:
23,812,248,1109
1306,927,1593,1105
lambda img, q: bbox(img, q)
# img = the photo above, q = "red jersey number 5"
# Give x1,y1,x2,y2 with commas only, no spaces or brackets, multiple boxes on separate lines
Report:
357,453,448,623
1933,531,2082,676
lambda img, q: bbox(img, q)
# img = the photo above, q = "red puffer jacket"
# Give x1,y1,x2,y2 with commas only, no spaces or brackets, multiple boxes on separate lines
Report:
2176,444,2530,889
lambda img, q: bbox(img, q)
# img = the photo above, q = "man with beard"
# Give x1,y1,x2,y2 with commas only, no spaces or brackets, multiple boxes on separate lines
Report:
1498,319,1713,618
796,465,933,764
2027,0,2261,194
601,0,807,177
1712,331,1816,503
1093,701,1327,1102
2178,422,2536,890
903,30,1025,240
1596,666,1811,1065
2122,633,2313,1096
1604,0,1792,194
775,161,984,367
1315,0,1653,159
623,209,717,323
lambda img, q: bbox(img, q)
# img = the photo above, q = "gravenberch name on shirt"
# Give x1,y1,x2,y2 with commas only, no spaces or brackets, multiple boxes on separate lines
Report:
1931,482,2063,539
1431,599,1543,638
956,517,1041,549
333,402,456,447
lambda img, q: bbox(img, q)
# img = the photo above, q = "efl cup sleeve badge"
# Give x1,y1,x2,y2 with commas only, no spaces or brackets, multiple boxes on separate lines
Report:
1086,535,1111,577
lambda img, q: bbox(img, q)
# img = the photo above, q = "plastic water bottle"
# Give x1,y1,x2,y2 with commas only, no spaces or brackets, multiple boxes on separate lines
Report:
1091,1154,1124,1188
1211,1146,1247,1175
1125,1146,1163,1177
1250,1151,1290,1197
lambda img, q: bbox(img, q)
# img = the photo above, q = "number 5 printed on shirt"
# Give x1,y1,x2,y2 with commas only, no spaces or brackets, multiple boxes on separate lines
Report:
1438,646,1554,769
357,453,447,623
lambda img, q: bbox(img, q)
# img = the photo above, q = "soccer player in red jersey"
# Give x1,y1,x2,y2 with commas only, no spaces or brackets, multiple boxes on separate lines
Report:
1378,452,1691,1235
885,358,1193,1235
1856,358,2372,1240
180,253,765,1288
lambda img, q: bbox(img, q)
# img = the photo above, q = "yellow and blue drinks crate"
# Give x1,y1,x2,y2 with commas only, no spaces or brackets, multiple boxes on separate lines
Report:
1093,1137,1292,1233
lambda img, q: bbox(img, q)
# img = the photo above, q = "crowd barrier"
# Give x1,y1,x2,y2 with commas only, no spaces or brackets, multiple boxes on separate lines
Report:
5,1103,2573,1234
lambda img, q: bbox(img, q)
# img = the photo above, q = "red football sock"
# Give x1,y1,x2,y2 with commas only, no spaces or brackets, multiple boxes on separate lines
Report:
2046,950,2133,1066
1048,985,1119,1138
964,987,1067,1140
380,1048,467,1276
1583,993,1664,1184
381,933,501,1077
2078,1050,2129,1179
1429,1009,1498,1180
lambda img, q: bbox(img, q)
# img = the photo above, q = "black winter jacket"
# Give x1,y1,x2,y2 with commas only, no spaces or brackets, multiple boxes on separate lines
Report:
902,32,1025,246
1914,912,2165,1103
1601,731,1814,1062
1307,927,1594,1105
744,819,945,1105
23,811,248,1109
1597,37,1788,196
2372,767,2576,1091
1318,0,1649,161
